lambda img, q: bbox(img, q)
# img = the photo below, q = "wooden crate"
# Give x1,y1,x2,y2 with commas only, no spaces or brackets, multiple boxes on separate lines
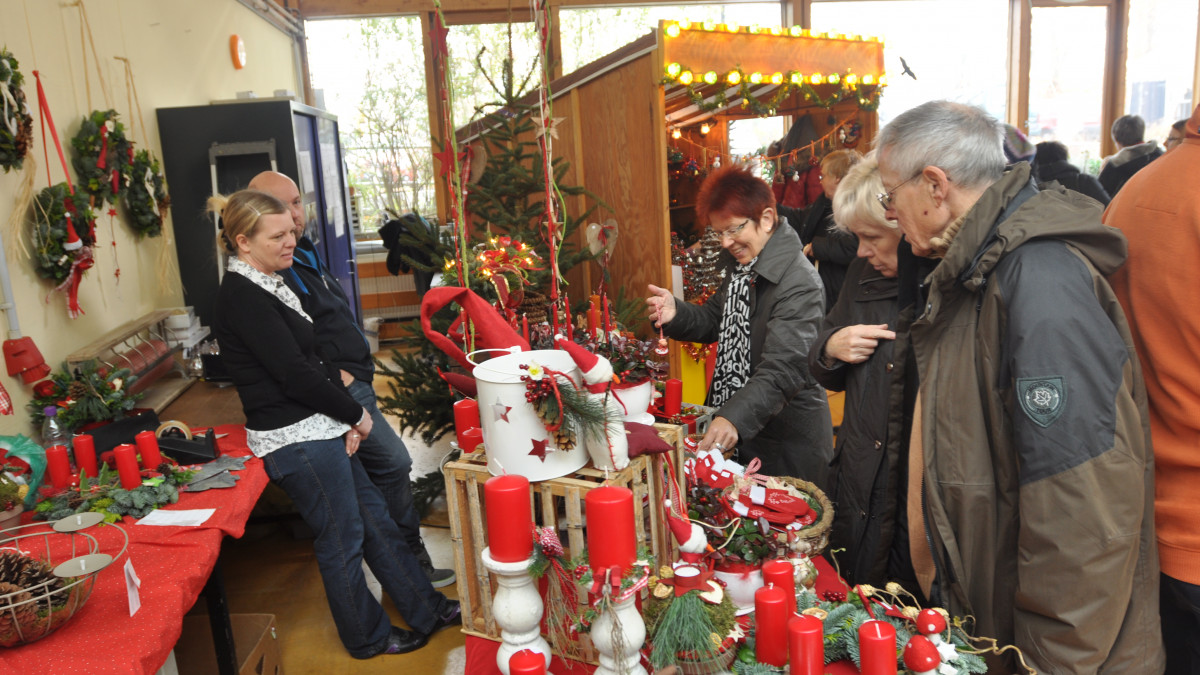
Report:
444,426,682,661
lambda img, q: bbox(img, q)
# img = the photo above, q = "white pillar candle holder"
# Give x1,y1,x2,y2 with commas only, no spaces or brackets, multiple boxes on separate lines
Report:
482,547,552,675
589,593,647,675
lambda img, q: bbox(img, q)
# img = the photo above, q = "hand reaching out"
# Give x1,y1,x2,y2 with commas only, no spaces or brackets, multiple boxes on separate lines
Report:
646,284,677,327
824,324,896,364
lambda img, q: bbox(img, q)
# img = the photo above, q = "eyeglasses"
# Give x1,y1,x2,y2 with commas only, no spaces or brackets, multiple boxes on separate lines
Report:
708,218,753,241
876,172,922,210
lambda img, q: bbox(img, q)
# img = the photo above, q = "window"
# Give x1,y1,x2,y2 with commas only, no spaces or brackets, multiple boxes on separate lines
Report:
1125,0,1197,149
810,0,1009,126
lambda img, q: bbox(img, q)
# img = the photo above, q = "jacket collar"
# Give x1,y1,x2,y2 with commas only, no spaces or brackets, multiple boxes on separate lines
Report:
735,217,802,285
227,258,312,323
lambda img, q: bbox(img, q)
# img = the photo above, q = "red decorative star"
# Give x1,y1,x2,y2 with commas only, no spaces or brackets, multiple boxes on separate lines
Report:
106,208,118,218
492,399,512,423
432,141,467,180
430,13,450,58
529,438,550,462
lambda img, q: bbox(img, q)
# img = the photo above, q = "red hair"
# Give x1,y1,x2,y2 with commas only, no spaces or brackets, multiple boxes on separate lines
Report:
695,164,775,228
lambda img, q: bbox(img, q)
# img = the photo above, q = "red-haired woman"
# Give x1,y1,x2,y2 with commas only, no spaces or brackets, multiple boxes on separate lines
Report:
647,164,833,488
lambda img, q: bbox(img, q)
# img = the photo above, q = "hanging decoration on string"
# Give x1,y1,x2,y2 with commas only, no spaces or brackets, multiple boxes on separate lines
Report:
30,71,97,319
116,56,170,240
661,64,886,115
70,110,133,208
531,0,570,335
0,49,34,174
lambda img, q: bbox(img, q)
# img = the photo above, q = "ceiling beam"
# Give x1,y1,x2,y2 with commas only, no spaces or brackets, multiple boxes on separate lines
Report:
295,0,779,20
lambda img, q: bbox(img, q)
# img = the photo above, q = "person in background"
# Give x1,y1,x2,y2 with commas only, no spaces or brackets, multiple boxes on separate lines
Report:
786,149,862,311
877,100,1162,673
211,190,460,658
247,171,455,589
1165,118,1186,152
1001,123,1036,166
1032,141,1111,205
1104,104,1200,675
807,156,909,593
647,164,834,490
1099,114,1163,197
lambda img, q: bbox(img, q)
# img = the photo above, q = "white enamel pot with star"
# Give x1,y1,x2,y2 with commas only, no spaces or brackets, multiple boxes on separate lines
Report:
470,348,590,481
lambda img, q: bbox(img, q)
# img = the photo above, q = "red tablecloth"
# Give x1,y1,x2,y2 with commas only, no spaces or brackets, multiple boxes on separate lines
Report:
466,556,860,674
0,424,268,675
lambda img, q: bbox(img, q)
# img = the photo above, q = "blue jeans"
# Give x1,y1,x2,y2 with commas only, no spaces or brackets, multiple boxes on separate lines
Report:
262,436,443,657
347,380,427,564
1162,572,1200,674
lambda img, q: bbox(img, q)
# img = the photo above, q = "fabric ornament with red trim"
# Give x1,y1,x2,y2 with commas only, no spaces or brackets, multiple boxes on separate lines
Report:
553,335,628,471
0,49,34,173
123,149,169,238
70,109,133,207
666,511,711,564
32,183,98,319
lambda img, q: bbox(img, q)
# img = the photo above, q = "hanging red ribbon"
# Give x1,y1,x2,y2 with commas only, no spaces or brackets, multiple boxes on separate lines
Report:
49,247,95,318
33,71,74,193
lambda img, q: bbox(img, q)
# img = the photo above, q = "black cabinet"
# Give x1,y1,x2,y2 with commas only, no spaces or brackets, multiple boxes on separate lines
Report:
156,99,361,327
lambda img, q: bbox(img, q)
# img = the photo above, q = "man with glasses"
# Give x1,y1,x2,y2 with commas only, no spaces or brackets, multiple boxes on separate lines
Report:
875,101,1162,673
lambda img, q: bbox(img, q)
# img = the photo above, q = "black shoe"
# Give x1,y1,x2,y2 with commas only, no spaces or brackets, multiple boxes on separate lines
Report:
355,626,427,659
425,565,456,589
424,599,462,637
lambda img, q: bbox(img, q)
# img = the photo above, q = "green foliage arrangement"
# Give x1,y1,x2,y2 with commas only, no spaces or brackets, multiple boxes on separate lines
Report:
27,361,141,432
123,149,169,237
70,109,133,206
0,49,33,173
34,461,195,523
0,474,24,512
31,183,97,283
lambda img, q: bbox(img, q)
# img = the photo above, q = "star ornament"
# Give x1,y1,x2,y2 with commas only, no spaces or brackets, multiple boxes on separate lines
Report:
492,398,512,423
432,142,467,180
430,13,450,58
535,116,564,141
529,438,550,462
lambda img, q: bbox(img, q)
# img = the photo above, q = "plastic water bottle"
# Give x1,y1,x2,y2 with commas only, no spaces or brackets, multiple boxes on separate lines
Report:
41,406,73,462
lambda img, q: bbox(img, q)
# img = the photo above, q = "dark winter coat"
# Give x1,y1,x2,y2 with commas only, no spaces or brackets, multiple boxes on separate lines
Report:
791,195,858,310
1034,159,1111,205
808,258,901,587
908,164,1162,673
665,222,834,491
1099,142,1163,197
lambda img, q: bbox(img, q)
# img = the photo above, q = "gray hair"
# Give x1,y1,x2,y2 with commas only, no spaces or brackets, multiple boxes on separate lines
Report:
874,101,1005,190
832,155,896,234
1111,114,1145,146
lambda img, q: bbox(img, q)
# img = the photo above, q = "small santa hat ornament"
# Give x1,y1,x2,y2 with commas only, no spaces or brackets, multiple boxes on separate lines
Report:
62,220,83,251
553,334,612,386
903,635,942,675
667,512,709,563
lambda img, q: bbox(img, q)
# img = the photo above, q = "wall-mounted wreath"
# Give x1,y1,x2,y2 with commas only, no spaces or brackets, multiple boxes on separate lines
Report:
31,183,96,282
0,49,33,173
70,109,133,206
123,149,169,238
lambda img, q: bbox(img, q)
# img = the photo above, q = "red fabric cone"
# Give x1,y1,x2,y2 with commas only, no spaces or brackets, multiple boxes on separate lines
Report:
553,334,612,385
62,219,82,251
420,286,529,372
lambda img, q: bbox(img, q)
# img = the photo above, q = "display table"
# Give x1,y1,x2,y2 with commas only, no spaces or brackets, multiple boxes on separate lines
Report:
464,556,859,674
0,424,268,674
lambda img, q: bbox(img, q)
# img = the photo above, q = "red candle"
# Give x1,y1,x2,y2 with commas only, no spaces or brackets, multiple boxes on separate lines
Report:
113,443,142,490
453,399,481,447
585,486,635,581
601,294,612,336
858,619,897,675
664,378,683,415
73,434,99,479
45,445,72,489
522,314,530,344
762,560,796,617
484,474,533,562
135,430,163,471
460,427,483,453
755,582,789,666
509,649,547,675
587,301,600,336
788,614,824,675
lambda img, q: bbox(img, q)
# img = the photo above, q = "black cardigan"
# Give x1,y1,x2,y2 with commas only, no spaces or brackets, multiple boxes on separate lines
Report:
214,270,362,432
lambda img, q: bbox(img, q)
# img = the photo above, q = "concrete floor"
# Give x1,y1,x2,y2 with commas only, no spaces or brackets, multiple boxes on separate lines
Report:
164,349,468,673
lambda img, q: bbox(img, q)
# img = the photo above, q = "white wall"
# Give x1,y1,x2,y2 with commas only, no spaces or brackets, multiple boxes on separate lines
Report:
0,0,300,435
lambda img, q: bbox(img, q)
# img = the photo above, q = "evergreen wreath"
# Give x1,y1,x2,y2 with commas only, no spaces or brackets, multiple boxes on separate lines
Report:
31,183,96,282
123,149,169,237
27,360,141,432
0,49,33,173
33,460,195,523
70,109,133,206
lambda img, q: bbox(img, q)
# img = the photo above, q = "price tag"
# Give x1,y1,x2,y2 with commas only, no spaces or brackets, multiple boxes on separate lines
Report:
125,558,141,616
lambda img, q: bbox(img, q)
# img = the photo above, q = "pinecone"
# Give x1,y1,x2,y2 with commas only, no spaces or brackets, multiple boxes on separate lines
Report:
0,552,63,597
68,380,88,400
0,581,39,639
553,428,576,451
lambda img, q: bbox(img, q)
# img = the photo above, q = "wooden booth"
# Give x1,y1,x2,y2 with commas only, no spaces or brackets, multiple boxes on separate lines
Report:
457,21,885,382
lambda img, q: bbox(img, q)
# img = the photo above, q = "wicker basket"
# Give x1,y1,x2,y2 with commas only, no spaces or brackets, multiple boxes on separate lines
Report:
774,475,834,557
517,290,549,325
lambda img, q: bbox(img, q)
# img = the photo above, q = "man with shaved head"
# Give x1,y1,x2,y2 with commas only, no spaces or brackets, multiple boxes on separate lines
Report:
248,171,456,590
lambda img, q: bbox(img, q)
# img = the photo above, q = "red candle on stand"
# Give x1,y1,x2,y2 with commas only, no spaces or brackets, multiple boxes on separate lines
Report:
762,560,796,617
788,614,824,675
858,619,897,675
663,378,683,416
73,434,99,479
453,399,481,447
484,474,533,562
585,486,635,581
135,430,162,471
45,445,72,489
587,301,600,335
601,294,612,337
509,649,547,675
460,427,483,453
522,313,530,344
113,444,142,490
755,583,789,666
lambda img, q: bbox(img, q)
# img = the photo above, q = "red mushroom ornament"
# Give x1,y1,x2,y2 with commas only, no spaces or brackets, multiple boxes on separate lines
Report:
917,608,959,662
903,635,942,675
